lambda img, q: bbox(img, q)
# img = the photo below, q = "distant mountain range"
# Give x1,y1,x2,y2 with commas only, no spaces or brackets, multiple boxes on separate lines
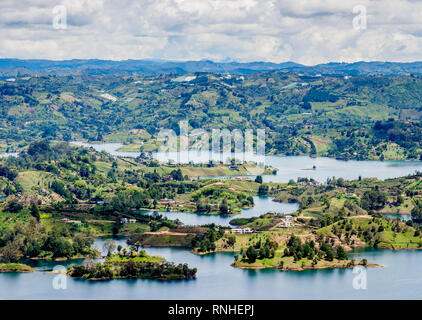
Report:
2,59,422,77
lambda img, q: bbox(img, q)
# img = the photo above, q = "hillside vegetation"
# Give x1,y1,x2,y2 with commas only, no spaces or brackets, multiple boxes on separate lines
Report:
1,72,422,160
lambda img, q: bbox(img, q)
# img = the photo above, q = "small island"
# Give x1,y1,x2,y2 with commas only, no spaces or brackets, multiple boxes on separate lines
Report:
232,235,380,271
67,243,197,281
0,263,34,273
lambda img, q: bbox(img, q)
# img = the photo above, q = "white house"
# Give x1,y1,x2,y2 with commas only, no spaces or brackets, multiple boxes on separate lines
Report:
283,215,293,227
231,227,253,234
121,218,137,224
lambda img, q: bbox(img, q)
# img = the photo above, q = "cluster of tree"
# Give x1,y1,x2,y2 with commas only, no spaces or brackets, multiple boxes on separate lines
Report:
245,238,278,263
411,200,422,220
169,169,184,181
0,166,18,181
302,88,339,103
373,120,422,151
111,188,150,211
0,141,105,202
192,186,253,214
68,259,197,280
319,214,342,227
283,235,347,262
0,219,95,262
229,217,257,226
361,188,387,211
219,198,230,214
258,184,269,196
191,228,225,252
3,198,24,213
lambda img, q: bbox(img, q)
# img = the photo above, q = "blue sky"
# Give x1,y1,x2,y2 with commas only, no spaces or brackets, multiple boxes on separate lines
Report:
1,0,422,64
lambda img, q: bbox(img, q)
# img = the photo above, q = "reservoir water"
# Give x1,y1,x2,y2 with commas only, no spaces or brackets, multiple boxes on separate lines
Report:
0,142,420,299
70,142,422,182
142,196,299,227
2,241,422,300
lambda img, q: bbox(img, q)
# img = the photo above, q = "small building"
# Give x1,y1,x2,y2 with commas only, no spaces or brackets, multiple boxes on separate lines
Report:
231,227,254,234
120,218,128,224
121,218,137,224
282,215,293,227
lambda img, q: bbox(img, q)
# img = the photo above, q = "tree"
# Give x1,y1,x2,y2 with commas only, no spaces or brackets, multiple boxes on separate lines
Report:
227,235,236,247
219,198,230,214
27,140,52,159
258,184,269,196
103,239,117,256
51,180,69,199
320,242,335,261
0,241,22,262
79,163,91,178
255,175,263,184
134,241,141,252
361,189,387,211
112,218,122,236
30,203,40,221
170,169,184,181
4,199,23,213
82,258,95,273
246,245,258,263
336,246,347,260
51,238,74,258
325,247,335,261
411,201,422,219
0,166,18,181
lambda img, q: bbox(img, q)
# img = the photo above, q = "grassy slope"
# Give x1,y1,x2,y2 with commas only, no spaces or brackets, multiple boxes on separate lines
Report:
318,217,422,249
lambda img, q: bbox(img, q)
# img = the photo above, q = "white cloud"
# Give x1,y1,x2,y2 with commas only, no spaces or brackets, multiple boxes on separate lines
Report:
0,0,422,63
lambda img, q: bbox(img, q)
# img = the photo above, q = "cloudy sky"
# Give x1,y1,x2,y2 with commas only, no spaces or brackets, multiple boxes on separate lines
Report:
1,0,422,65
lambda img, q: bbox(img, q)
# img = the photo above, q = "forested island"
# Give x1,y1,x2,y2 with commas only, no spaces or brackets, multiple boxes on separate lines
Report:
0,263,34,273
67,249,197,281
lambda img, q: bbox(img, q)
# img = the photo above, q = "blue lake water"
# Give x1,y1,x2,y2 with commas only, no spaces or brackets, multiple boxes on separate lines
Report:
141,196,298,227
2,243,422,300
384,214,411,221
70,142,422,183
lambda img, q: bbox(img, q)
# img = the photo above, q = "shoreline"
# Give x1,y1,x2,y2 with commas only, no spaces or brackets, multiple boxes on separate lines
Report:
71,275,195,281
69,141,422,163
232,262,382,271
